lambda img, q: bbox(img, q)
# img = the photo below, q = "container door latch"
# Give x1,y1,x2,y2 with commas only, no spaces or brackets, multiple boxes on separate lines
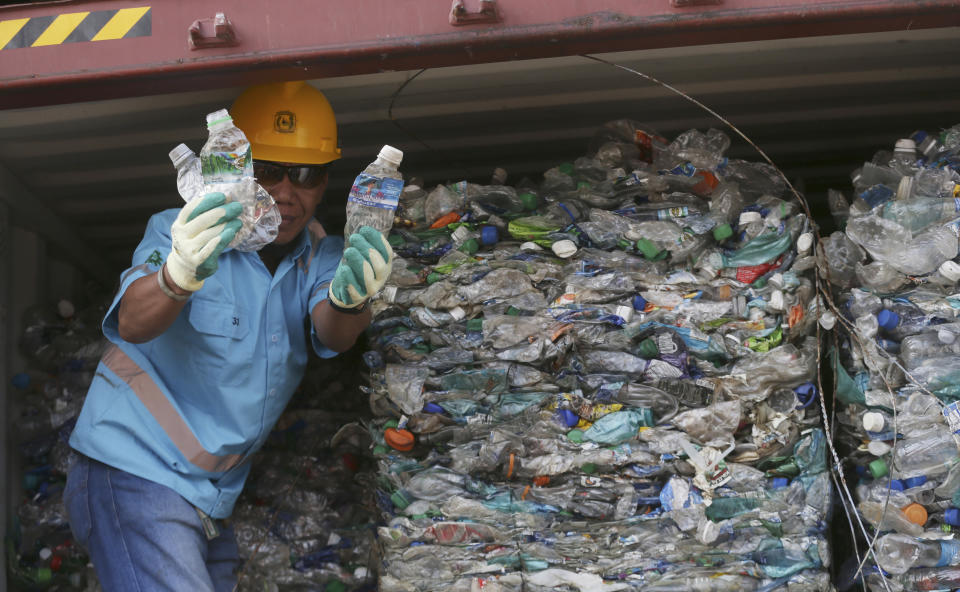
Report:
189,12,239,49
450,0,502,26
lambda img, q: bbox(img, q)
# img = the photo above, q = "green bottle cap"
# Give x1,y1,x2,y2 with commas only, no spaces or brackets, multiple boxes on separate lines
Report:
372,445,389,456
384,419,400,430
636,238,664,260
519,192,538,211
713,223,733,242
617,239,634,251
426,272,443,284
467,318,484,332
457,238,480,255
558,162,574,175
567,429,584,443
325,580,347,592
581,463,596,474
390,490,412,510
869,458,888,479
753,278,767,289
639,338,659,359
506,306,521,316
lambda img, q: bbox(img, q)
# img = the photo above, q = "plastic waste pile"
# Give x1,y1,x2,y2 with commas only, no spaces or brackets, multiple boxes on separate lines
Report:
8,298,108,590
821,124,960,591
231,350,380,592
362,121,832,591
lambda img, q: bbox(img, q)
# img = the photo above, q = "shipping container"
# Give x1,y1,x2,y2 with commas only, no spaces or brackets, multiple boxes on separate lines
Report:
2,0,960,589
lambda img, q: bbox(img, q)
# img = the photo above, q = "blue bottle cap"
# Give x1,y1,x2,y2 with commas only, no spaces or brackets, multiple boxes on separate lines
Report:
556,409,579,428
905,475,928,489
633,294,648,311
771,477,789,489
480,225,499,245
11,372,30,389
876,309,900,331
889,479,906,491
423,403,445,414
794,382,817,408
946,508,960,526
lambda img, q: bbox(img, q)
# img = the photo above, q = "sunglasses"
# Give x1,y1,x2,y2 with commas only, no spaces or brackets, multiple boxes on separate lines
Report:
253,160,329,189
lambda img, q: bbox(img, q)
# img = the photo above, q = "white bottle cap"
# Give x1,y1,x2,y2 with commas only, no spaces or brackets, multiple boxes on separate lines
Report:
38,547,52,560
551,239,578,259
378,145,403,166
769,290,785,311
940,261,960,282
449,306,466,321
615,305,634,323
819,310,837,330
939,328,956,345
520,241,543,251
797,232,814,254
867,440,892,456
206,108,232,127
738,211,762,225
862,412,886,433
168,143,194,167
894,138,917,154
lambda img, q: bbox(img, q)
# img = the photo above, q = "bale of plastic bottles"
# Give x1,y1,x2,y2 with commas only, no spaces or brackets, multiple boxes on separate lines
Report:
364,121,833,591
823,124,960,591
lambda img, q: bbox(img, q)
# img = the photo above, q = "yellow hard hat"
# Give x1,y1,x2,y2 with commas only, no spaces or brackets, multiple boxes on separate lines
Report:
231,80,341,165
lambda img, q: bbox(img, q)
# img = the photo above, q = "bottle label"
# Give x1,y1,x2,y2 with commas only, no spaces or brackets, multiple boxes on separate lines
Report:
656,206,689,220
943,402,960,448
348,174,402,210
202,148,252,183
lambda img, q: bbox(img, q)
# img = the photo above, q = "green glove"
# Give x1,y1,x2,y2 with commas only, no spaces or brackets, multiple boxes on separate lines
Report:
166,192,243,292
330,226,394,309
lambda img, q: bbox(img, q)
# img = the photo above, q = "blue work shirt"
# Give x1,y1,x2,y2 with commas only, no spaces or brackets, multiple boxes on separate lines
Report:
70,209,343,518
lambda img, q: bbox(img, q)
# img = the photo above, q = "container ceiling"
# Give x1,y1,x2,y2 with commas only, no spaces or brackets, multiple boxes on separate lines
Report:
1,26,958,284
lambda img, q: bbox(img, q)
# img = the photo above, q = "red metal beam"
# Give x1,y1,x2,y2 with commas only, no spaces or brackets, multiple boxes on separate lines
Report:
0,0,958,110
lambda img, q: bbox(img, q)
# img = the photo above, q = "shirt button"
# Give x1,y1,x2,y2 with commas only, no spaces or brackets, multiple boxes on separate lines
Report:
271,334,279,343
269,388,277,396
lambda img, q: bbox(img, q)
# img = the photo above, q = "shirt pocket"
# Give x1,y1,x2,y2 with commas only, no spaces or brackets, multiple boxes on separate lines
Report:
186,298,252,387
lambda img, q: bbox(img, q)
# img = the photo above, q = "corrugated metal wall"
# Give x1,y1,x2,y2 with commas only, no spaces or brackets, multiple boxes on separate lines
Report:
0,26,958,280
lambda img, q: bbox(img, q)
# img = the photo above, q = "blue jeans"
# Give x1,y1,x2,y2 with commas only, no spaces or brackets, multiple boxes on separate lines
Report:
64,454,241,592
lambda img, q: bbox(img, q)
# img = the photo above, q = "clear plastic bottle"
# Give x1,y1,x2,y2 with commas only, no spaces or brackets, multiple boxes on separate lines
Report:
892,424,959,480
890,138,919,177
169,143,203,203
877,532,960,575
200,109,253,192
344,145,404,243
881,197,960,232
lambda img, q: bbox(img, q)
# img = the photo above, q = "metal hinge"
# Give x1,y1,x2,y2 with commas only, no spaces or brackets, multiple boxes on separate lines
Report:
189,12,238,50
450,0,502,26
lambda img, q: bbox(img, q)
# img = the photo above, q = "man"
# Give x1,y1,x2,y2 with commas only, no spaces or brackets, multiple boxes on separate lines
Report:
63,80,392,591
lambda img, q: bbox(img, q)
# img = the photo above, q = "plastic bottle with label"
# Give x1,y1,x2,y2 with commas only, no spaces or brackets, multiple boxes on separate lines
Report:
344,145,404,244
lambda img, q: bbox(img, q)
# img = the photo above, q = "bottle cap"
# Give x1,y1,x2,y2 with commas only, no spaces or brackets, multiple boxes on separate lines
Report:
905,475,928,489
423,403,445,414
378,145,404,166
797,232,814,254
520,241,542,251
35,568,52,584
206,109,232,127
771,477,789,489
862,412,886,433
466,318,484,332
794,382,817,407
894,138,917,154
867,440,892,456
384,427,415,451
876,309,900,331
739,211,762,225
869,458,888,479
638,338,659,359
713,223,733,242
448,306,466,321
551,239,578,259
11,372,30,389
567,429,584,443
615,305,634,323
632,294,648,311
480,226,499,245
946,508,960,526
902,503,928,526
889,479,906,491
819,310,837,330
769,290,785,311
38,547,52,561
940,261,960,283
556,409,579,428
519,192,538,211
168,143,194,167
635,238,663,260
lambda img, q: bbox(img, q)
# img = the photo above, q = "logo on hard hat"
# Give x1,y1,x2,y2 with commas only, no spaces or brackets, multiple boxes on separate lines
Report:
274,111,296,133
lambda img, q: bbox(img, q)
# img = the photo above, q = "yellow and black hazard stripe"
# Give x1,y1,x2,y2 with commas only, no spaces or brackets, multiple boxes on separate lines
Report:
0,6,150,51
